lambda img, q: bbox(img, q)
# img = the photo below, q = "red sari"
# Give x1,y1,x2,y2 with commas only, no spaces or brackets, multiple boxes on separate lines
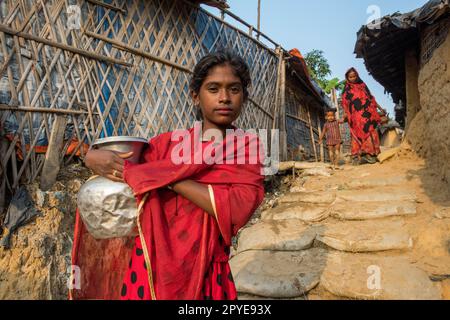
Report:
341,69,381,157
70,125,265,300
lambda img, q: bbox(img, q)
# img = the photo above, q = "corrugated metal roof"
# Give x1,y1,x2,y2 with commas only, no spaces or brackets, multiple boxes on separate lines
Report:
354,0,450,103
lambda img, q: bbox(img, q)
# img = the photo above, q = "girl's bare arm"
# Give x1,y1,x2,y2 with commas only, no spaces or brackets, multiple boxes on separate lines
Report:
319,126,327,143
171,180,215,217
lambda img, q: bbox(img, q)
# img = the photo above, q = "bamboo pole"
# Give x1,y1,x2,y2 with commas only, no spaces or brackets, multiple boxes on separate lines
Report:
257,0,261,40
307,105,318,162
272,47,282,130
13,34,35,181
248,97,274,120
83,29,193,74
0,104,95,115
85,0,127,14
317,114,324,162
279,54,287,161
39,115,67,191
0,23,132,67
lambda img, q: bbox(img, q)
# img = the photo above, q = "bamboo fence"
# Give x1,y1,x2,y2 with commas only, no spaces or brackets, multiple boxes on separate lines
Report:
0,0,326,197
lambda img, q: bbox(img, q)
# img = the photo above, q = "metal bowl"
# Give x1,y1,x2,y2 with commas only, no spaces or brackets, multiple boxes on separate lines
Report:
93,136,148,163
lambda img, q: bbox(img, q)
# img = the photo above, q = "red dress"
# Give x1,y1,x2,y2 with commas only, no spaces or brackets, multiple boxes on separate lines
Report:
323,121,341,146
120,235,237,300
70,124,265,300
342,69,381,157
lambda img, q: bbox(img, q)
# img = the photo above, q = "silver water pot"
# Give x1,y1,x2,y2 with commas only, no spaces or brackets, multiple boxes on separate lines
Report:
77,136,148,239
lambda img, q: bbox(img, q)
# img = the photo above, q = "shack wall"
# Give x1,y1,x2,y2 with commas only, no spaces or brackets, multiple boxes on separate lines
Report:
407,18,450,184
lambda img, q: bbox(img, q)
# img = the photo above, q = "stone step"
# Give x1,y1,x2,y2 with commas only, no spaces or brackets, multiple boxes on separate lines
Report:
229,249,327,299
278,161,331,172
315,219,413,252
279,191,336,205
237,220,317,253
434,207,450,219
342,176,408,189
301,167,333,177
238,293,305,300
320,252,442,300
336,188,416,202
330,201,417,220
261,203,330,222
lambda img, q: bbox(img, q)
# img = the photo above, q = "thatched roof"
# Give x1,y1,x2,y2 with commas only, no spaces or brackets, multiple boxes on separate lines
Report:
354,0,450,103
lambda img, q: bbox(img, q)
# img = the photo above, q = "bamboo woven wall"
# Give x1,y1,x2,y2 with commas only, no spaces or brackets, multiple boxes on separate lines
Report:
0,0,280,192
285,75,327,162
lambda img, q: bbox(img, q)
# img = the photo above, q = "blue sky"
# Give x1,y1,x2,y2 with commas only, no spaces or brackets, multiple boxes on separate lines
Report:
204,0,428,115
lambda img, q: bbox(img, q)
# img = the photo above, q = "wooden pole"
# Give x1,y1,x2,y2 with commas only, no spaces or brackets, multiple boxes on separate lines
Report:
332,88,339,116
307,105,318,162
257,0,261,40
0,135,8,213
85,0,126,14
248,98,274,120
317,113,324,162
0,23,132,67
279,53,287,161
83,29,193,74
0,104,96,115
272,47,282,130
39,115,67,191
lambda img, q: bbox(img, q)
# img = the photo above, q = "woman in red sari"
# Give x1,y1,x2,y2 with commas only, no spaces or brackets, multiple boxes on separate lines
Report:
341,68,386,165
70,51,265,300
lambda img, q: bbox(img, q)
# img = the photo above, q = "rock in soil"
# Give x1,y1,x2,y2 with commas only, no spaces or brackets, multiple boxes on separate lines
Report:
237,220,317,253
230,248,327,298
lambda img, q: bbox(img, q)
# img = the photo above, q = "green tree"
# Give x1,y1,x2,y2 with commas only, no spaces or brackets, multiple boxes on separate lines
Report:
304,49,331,89
304,50,345,94
324,77,346,95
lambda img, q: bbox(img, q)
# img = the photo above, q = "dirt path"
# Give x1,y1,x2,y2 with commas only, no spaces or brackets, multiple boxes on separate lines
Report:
232,146,450,300
0,148,448,300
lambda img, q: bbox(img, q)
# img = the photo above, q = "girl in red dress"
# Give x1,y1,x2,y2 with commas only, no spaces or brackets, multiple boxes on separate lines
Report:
70,51,265,300
341,68,386,165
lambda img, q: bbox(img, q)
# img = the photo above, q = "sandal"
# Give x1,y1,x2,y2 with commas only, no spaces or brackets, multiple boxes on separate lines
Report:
362,155,377,164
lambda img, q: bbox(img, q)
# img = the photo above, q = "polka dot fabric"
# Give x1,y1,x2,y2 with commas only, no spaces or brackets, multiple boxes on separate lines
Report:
202,261,237,300
120,236,237,300
120,238,151,300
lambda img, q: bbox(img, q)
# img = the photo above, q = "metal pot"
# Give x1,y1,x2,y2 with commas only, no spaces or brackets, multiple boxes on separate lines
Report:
93,136,148,163
77,136,148,239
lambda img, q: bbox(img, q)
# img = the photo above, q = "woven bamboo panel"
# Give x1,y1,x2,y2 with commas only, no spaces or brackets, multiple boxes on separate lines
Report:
0,0,330,194
285,78,325,160
0,0,280,191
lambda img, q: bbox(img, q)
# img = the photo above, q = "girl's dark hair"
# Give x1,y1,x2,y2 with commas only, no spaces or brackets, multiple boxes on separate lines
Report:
345,67,362,84
189,50,251,100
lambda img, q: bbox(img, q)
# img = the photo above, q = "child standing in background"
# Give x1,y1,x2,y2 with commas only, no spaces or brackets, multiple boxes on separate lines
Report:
319,110,342,169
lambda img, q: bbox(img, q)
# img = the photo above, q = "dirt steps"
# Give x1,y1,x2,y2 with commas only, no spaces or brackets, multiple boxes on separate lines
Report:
320,252,442,300
232,161,448,300
230,249,327,298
